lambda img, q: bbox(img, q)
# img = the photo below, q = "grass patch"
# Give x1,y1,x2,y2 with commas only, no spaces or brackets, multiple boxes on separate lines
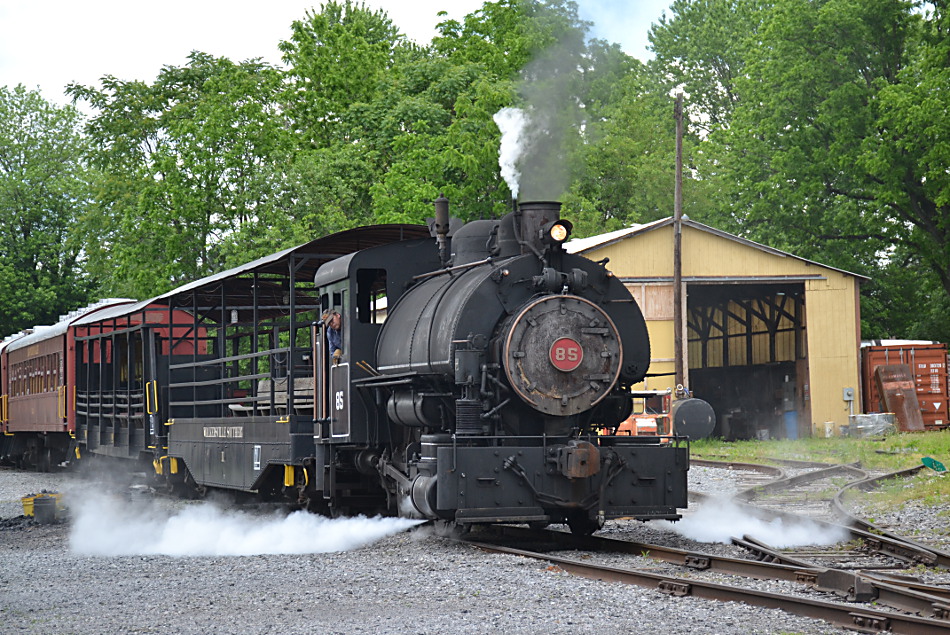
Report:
690,431,950,507
864,473,950,507
690,431,950,472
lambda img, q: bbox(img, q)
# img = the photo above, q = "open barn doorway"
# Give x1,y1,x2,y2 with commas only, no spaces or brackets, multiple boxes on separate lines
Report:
686,282,810,440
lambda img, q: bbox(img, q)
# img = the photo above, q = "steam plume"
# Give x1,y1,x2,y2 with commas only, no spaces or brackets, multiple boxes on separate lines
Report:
493,107,529,199
69,491,422,556
658,498,849,548
492,3,590,201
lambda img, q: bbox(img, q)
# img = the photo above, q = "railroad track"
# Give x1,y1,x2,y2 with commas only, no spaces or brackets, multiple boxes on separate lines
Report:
454,459,950,633
691,459,950,566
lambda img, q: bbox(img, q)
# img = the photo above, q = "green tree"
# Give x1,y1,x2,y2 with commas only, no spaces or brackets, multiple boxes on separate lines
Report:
565,68,717,237
426,1,639,217
279,1,410,149
434,0,587,76
277,1,646,226
648,0,765,131
0,85,94,334
275,143,380,242
651,0,949,339
68,53,290,297
863,1,950,324
278,1,449,224
363,56,517,222
277,1,603,224
713,0,946,335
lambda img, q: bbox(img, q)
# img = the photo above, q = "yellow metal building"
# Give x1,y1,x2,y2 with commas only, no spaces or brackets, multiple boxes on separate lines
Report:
567,218,867,439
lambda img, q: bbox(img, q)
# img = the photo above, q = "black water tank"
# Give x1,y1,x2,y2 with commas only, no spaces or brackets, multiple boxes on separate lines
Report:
671,398,716,439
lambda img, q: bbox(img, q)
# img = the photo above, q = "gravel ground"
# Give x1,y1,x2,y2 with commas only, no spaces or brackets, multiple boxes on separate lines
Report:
0,465,903,635
844,478,950,551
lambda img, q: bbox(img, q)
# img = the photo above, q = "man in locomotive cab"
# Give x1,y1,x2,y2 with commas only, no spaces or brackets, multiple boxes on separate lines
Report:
322,310,343,365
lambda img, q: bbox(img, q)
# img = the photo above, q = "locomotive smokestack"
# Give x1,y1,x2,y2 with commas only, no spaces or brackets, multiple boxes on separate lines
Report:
434,193,450,266
517,201,563,257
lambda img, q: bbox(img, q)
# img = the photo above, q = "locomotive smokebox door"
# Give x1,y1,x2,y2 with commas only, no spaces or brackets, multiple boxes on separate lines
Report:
503,295,623,416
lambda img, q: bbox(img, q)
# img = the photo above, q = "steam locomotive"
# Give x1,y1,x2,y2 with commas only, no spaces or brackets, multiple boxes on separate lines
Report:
1,199,688,534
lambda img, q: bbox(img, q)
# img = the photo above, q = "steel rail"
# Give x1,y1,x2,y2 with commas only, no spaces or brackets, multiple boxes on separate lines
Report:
867,578,950,620
695,460,950,617
764,457,847,469
463,538,950,634
832,465,950,569
479,524,810,582
862,572,950,604
733,535,950,617
730,535,817,568
690,489,941,566
718,462,950,568
690,458,786,479
474,525,950,621
734,462,869,501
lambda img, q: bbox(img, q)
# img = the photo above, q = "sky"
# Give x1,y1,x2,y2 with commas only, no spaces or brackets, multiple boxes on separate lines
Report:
0,0,673,106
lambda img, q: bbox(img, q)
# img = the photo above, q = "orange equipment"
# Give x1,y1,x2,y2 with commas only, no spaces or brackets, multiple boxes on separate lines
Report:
614,389,672,436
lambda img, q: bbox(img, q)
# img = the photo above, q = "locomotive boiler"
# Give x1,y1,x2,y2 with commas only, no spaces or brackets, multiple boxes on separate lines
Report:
351,199,688,534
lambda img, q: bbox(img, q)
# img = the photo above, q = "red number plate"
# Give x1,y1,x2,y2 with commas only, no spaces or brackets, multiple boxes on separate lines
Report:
550,337,583,372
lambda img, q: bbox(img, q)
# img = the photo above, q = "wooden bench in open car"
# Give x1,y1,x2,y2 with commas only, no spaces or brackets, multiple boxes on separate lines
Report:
228,377,315,416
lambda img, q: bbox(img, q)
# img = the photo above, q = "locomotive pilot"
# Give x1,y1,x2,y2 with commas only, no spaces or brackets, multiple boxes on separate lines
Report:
322,310,343,365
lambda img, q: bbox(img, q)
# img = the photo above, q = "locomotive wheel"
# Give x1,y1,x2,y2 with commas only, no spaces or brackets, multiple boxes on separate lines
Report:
566,512,602,536
37,447,52,473
305,493,331,515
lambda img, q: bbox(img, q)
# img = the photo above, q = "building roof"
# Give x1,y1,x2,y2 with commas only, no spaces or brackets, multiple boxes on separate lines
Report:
565,216,869,281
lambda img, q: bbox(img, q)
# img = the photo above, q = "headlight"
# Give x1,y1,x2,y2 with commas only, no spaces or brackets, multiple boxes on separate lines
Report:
541,220,573,244
549,223,569,242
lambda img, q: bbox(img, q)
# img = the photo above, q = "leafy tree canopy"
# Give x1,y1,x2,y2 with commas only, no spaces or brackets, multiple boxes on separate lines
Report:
67,53,291,297
279,0,412,148
651,0,950,340
0,85,94,334
4,0,944,344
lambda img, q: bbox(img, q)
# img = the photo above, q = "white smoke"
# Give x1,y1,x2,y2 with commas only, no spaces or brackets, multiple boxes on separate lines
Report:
657,498,849,548
493,107,529,199
398,494,421,518
68,492,423,556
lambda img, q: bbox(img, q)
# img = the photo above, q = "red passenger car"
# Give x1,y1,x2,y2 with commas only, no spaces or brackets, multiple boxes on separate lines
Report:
0,300,135,469
0,298,209,469
0,332,31,438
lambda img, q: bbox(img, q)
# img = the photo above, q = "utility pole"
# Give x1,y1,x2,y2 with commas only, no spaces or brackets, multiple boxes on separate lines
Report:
673,93,685,389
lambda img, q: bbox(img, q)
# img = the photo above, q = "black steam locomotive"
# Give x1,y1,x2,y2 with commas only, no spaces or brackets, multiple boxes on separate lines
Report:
1,199,688,534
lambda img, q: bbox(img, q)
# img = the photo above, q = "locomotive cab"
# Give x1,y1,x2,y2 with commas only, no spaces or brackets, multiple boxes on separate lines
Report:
308,237,442,513
313,239,442,443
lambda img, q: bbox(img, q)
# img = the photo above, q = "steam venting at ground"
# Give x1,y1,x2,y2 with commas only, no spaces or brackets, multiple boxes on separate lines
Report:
68,491,423,557
493,4,590,201
658,497,849,548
